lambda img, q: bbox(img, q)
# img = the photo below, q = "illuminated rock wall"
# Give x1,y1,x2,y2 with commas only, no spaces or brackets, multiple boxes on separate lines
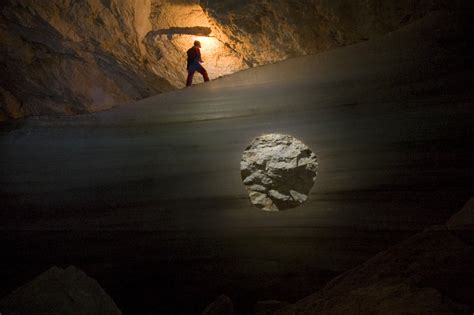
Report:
144,1,247,86
0,0,247,120
0,0,173,119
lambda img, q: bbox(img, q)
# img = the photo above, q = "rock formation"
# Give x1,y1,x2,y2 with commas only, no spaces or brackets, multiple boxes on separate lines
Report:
241,134,318,211
272,197,474,314
205,197,474,313
1,0,465,121
0,0,174,120
447,197,474,231
201,0,456,65
202,294,234,315
0,265,121,314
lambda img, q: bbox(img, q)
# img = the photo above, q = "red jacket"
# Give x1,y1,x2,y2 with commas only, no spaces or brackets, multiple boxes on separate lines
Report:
186,47,202,69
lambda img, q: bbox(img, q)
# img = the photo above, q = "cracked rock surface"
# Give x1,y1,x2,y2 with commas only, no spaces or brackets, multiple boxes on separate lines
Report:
241,134,318,211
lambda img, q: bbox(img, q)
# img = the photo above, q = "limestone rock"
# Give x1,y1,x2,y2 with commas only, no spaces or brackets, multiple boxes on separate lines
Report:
0,0,174,118
241,134,318,211
201,294,234,315
0,265,121,315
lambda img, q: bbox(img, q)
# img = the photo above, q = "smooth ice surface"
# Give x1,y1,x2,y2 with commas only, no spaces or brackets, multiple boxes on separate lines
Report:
1,11,473,314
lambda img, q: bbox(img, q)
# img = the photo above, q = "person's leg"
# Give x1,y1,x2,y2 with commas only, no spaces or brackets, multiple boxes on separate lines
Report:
197,66,210,82
186,70,195,87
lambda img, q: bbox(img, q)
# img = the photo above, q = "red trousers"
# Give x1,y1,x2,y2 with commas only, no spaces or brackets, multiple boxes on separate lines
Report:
186,65,209,87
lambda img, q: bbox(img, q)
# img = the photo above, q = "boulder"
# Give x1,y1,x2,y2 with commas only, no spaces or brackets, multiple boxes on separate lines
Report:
0,265,121,315
241,134,318,211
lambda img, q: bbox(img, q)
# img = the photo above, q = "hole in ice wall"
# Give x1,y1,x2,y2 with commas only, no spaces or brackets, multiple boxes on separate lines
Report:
241,134,318,211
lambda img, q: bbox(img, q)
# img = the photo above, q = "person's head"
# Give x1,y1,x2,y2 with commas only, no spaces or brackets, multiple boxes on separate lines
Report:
194,40,201,48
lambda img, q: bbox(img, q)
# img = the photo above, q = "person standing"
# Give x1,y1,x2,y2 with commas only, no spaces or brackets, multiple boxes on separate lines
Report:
186,40,210,87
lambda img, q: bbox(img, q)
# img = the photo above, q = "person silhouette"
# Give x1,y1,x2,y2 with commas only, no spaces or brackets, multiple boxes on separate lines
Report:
186,40,210,87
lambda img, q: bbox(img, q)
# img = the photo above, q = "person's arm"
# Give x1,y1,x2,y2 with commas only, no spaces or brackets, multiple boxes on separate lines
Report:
198,48,203,63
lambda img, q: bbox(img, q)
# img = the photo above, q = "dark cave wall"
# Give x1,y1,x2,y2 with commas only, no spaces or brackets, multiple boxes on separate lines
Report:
201,0,464,65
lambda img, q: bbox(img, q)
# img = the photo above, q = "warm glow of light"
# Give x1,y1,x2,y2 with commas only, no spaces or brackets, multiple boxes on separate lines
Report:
194,36,220,54
152,28,246,85
170,35,244,82
147,1,247,86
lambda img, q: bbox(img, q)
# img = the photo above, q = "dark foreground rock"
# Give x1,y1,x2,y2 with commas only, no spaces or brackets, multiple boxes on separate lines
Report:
272,197,474,314
202,294,234,315
448,197,474,231
255,300,289,315
447,197,474,244
0,265,121,315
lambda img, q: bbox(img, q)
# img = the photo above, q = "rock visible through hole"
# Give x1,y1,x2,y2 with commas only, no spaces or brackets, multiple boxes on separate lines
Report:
241,134,318,211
